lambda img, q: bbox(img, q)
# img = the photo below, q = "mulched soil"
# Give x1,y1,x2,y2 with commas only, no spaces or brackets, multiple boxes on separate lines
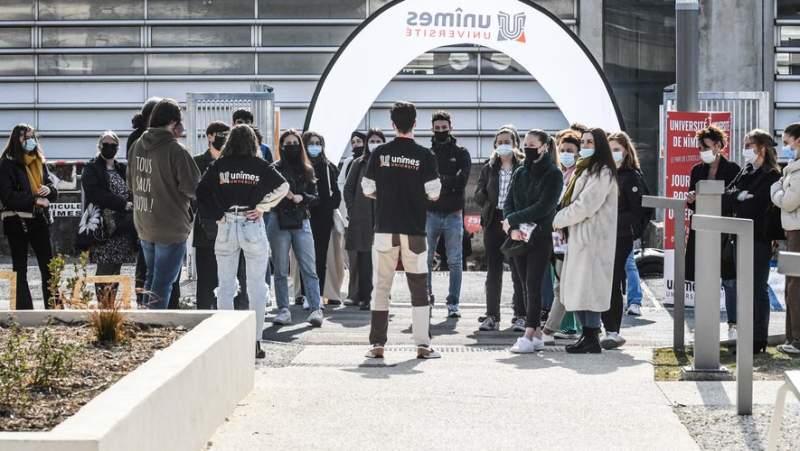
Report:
0,322,186,432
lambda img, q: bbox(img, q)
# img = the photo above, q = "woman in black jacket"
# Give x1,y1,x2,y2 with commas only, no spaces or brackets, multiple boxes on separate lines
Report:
268,129,323,327
343,128,384,310
504,129,564,353
601,132,649,350
0,124,58,309
81,131,136,301
686,125,741,339
722,129,783,353
302,131,342,305
474,127,525,331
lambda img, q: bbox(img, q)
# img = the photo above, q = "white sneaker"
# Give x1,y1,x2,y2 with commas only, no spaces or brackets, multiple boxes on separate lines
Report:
273,308,291,325
601,332,626,350
777,343,800,354
343,298,358,306
509,336,544,353
416,345,441,359
307,309,324,327
626,304,642,316
365,345,384,358
727,326,737,342
512,318,526,332
302,297,309,310
542,333,555,346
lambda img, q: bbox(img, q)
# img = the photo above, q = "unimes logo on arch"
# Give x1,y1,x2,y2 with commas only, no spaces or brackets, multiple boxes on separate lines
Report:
497,11,526,43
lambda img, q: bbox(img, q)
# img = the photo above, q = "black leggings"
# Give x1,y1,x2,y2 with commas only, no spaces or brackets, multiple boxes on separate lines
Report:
514,236,553,329
357,250,373,303
484,213,525,320
602,235,633,333
7,227,53,310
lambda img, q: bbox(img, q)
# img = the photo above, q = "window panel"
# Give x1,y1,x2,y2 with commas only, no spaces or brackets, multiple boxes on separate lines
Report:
152,26,251,47
39,0,144,20
148,53,255,75
0,55,34,76
777,52,800,75
0,28,31,48
400,52,478,76
148,0,254,19
780,26,800,46
778,1,800,19
369,0,574,19
0,1,34,20
261,25,356,46
257,53,333,75
39,54,144,76
479,52,528,75
42,27,140,48
259,0,366,19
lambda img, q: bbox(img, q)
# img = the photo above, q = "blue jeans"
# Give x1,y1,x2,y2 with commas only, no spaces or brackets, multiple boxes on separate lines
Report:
426,210,463,305
722,279,737,324
216,213,268,341
263,212,272,287
625,249,642,306
576,311,601,329
267,218,321,311
140,239,186,310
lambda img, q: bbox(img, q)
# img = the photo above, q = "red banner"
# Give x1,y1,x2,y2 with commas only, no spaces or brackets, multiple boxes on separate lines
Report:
665,111,731,250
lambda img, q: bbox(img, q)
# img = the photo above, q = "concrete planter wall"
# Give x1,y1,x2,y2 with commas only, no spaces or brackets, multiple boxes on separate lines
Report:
0,310,255,451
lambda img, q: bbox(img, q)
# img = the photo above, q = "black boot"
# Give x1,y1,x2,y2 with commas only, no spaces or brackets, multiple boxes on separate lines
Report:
360,299,371,311
255,341,266,359
566,327,602,354
565,330,586,352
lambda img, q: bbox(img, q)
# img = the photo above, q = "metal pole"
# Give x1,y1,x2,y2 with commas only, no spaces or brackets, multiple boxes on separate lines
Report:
676,0,700,112
691,215,754,415
777,251,800,277
693,180,724,370
642,195,687,351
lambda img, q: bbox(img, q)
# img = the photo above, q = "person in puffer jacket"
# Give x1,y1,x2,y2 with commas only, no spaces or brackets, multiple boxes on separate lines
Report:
773,122,800,354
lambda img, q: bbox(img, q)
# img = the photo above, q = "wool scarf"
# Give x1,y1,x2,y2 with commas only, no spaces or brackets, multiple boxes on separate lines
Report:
559,156,591,209
23,153,43,195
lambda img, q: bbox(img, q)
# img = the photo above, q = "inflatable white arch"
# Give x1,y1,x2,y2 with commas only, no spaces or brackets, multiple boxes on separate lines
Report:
304,0,624,163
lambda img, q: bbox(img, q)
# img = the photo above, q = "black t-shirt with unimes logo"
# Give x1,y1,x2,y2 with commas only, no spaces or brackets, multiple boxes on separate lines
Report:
364,137,439,236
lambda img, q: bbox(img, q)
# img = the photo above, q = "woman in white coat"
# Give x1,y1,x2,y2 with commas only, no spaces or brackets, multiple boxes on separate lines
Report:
773,122,800,354
552,127,618,354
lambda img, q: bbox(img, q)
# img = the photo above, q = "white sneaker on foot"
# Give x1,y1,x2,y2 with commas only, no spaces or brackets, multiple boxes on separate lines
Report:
417,345,441,359
302,297,309,310
777,343,800,354
509,336,544,353
727,325,737,342
343,298,358,306
307,309,324,327
273,308,292,325
365,345,384,358
512,318,526,332
626,304,642,316
542,333,555,346
601,332,626,350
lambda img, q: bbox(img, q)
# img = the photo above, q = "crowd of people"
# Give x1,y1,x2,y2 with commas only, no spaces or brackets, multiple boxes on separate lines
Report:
1,98,798,359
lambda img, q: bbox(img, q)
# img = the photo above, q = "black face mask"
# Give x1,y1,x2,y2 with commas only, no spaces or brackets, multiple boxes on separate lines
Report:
352,146,364,158
212,135,226,151
524,146,542,162
101,143,118,160
434,130,450,143
284,144,302,161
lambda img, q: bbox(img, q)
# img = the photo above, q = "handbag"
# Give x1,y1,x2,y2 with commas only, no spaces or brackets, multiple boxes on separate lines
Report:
104,209,135,237
76,203,108,249
277,205,303,230
500,236,528,259
327,164,345,235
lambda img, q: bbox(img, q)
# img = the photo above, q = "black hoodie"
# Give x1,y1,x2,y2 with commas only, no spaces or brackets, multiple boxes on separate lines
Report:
427,135,471,212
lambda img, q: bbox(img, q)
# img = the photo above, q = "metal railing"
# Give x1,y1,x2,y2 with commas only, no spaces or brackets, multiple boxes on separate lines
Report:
690,214,754,416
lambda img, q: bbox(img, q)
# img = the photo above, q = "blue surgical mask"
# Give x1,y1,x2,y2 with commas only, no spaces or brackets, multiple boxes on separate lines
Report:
612,151,624,163
579,148,595,159
560,152,575,168
23,138,37,153
307,144,323,157
496,144,514,156
782,145,796,160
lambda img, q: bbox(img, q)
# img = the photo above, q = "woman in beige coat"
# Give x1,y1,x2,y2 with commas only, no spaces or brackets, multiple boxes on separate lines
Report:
773,123,800,354
552,127,618,354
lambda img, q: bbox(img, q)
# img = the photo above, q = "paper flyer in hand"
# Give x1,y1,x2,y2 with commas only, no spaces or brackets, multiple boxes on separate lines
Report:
518,222,536,243
552,231,567,254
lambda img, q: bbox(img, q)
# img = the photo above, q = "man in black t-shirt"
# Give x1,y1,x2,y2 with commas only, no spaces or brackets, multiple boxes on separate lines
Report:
361,101,442,359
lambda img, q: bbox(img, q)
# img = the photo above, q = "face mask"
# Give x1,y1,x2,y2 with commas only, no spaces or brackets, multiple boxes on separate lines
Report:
496,144,514,156
307,144,323,157
23,138,37,153
782,145,796,160
433,130,450,143
742,147,757,164
368,142,382,152
283,144,302,161
700,149,717,164
560,152,576,168
100,143,118,160
579,148,595,159
212,135,226,151
524,146,542,161
612,151,624,164
352,146,364,158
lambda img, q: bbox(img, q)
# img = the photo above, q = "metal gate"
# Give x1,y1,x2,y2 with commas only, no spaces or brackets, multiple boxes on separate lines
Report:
186,85,275,156
659,91,770,197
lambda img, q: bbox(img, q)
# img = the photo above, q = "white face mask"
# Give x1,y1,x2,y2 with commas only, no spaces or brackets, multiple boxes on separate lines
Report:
496,144,514,156
612,151,624,164
579,148,595,159
368,142,381,152
699,149,717,164
560,152,576,168
742,147,757,164
782,145,796,160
